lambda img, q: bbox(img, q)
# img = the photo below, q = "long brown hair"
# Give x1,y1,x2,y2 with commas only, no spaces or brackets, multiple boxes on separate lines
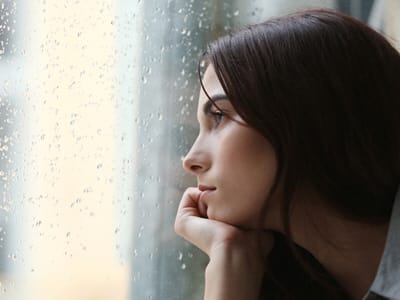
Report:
200,9,400,299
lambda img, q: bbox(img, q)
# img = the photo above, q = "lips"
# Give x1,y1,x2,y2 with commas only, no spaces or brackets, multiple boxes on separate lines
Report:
198,184,216,192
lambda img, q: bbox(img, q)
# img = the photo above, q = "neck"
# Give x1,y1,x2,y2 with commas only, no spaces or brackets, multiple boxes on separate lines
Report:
291,206,389,300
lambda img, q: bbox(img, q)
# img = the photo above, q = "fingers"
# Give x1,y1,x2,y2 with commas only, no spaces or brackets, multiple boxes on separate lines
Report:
175,187,202,219
175,187,216,254
175,188,275,258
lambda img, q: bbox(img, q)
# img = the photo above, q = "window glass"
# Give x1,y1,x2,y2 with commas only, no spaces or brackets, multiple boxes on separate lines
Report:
0,0,399,299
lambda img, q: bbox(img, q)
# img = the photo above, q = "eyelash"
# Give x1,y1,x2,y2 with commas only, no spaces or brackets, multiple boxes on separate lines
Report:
210,109,225,126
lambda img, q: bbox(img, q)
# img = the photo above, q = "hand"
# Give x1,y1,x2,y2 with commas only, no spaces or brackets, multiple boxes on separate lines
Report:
175,187,275,300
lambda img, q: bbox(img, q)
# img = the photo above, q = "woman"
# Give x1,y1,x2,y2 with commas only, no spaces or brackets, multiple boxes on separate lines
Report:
175,9,400,300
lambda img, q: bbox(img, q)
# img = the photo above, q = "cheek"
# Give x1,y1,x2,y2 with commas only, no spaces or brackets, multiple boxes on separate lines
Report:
218,128,277,186
215,129,277,220
253,150,277,192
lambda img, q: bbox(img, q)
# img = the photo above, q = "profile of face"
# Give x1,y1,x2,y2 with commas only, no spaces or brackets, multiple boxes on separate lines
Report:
183,65,278,229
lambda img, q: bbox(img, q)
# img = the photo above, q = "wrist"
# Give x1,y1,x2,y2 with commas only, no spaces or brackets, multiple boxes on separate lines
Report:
204,245,265,300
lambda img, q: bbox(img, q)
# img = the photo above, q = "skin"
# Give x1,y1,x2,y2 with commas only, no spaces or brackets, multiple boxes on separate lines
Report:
175,65,275,299
175,65,389,300
182,66,278,229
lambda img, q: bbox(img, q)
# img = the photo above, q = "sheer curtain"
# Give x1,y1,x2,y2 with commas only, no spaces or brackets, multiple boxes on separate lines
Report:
0,0,398,299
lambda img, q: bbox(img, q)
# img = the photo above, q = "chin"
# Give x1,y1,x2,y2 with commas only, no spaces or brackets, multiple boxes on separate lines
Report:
210,212,259,229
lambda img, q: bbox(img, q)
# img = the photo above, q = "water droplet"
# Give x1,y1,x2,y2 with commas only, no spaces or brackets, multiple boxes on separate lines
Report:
181,263,186,270
83,187,92,193
178,251,183,261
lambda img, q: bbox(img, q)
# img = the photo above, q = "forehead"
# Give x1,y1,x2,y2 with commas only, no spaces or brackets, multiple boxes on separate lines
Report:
198,65,226,109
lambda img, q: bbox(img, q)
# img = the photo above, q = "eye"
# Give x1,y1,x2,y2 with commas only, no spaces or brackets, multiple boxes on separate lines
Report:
202,100,230,128
210,109,225,126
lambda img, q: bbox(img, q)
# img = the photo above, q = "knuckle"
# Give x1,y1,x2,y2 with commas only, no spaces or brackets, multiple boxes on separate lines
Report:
174,216,186,236
174,219,181,234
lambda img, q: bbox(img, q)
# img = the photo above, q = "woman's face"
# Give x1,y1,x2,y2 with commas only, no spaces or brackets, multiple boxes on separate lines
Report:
183,65,278,229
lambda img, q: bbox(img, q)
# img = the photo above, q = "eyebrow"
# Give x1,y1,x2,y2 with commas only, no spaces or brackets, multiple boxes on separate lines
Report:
203,94,229,114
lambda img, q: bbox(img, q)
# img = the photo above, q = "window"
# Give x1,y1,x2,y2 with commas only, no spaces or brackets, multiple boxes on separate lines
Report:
0,0,398,299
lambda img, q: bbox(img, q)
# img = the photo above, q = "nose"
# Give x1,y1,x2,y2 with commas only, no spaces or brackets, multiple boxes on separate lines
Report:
182,156,205,174
182,138,210,175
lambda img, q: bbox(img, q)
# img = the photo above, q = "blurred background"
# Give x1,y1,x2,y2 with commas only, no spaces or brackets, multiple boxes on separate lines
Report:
0,0,398,299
